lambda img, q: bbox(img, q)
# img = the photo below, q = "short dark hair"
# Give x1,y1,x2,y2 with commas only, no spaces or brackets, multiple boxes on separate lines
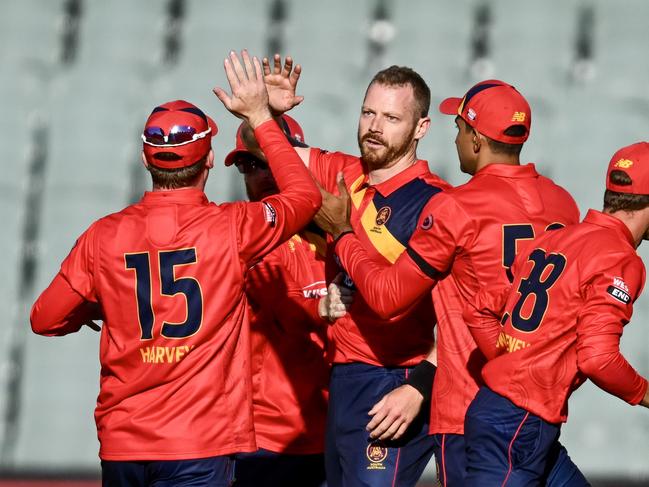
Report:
484,125,526,156
368,65,431,118
146,152,208,189
604,169,649,212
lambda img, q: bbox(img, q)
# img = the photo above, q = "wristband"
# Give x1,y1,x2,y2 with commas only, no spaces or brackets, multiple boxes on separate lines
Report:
405,360,436,402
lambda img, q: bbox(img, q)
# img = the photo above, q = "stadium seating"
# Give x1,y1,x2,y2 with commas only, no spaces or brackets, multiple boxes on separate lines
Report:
1,0,648,481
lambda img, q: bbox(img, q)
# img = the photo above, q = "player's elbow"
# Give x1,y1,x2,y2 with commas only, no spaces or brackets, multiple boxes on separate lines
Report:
373,301,407,321
576,351,613,379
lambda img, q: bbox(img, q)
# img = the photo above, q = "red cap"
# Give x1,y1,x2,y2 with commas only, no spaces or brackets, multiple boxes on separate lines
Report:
142,100,218,169
224,115,305,166
439,80,531,144
606,142,649,195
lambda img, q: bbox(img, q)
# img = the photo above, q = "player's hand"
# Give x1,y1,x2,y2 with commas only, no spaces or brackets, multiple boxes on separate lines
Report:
366,384,424,441
313,173,352,240
318,273,354,322
213,50,272,129
262,54,304,116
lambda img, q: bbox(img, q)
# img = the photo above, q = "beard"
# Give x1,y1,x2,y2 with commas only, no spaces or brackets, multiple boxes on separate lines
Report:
357,125,417,170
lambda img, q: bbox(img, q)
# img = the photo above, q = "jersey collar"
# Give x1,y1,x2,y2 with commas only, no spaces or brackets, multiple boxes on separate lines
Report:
474,163,539,179
358,160,431,197
141,188,209,206
584,209,636,247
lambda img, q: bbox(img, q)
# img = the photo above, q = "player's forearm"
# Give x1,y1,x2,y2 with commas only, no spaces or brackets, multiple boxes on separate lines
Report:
577,350,648,405
465,316,501,360
31,273,100,336
255,120,321,239
335,233,434,320
463,285,512,360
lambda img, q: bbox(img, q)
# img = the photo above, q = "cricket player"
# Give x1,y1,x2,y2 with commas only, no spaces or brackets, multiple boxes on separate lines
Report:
30,51,321,487
226,115,336,487
257,55,451,487
463,141,649,486
316,80,586,485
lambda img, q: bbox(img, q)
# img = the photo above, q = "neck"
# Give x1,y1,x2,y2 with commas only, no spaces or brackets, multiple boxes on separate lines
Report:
368,151,418,185
603,208,649,248
474,154,520,174
151,170,208,192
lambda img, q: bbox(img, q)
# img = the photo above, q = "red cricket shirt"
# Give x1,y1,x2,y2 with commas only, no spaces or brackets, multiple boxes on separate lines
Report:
30,120,321,460
245,229,330,454
309,149,451,367
335,163,580,433
466,210,648,424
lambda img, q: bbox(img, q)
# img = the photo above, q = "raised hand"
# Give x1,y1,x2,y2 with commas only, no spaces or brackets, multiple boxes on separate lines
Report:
213,50,272,129
262,54,304,116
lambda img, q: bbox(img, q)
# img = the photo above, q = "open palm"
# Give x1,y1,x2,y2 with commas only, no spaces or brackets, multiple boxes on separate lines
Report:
263,54,304,115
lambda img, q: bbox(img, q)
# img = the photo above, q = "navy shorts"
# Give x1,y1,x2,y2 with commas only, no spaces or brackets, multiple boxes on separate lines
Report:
464,387,590,486
233,448,325,487
101,455,234,487
325,363,435,487
432,433,466,486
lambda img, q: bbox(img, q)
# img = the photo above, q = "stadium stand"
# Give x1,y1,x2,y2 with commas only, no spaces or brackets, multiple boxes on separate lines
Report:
0,0,648,484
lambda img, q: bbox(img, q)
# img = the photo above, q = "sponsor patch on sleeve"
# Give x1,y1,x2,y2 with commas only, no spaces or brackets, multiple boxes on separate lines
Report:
263,202,277,227
606,277,631,304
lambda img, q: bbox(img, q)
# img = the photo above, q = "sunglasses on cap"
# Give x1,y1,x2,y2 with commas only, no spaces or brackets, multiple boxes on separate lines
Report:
142,125,212,147
234,154,268,174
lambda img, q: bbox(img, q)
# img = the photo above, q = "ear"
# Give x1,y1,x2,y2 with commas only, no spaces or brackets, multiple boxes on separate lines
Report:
205,149,215,169
414,116,431,141
472,129,482,153
141,152,150,169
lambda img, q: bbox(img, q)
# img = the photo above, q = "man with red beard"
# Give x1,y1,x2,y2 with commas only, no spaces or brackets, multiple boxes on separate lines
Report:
254,55,452,487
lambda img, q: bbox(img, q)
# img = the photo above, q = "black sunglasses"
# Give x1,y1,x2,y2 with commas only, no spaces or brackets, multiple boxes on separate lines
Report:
234,154,268,174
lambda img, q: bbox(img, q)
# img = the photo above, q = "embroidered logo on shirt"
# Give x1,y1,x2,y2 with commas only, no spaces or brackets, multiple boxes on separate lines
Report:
366,442,388,470
607,277,631,304
375,206,391,226
263,202,277,227
421,214,433,230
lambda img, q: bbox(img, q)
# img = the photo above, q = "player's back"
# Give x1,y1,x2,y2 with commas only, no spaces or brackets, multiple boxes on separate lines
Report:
482,209,645,423
89,189,258,460
429,163,580,434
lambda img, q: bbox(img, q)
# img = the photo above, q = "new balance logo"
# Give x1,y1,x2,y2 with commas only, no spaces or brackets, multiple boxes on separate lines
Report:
511,112,526,122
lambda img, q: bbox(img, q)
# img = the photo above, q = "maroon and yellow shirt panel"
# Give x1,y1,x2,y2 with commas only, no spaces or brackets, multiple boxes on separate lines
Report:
309,149,451,366
245,230,330,455
406,163,580,434
478,210,648,424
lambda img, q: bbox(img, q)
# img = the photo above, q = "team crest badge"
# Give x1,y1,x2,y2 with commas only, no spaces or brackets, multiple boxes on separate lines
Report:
366,442,388,470
375,206,392,226
421,214,433,230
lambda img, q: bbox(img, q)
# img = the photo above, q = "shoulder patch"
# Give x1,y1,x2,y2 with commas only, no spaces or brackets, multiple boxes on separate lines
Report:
606,276,631,304
263,202,277,227
420,214,433,230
